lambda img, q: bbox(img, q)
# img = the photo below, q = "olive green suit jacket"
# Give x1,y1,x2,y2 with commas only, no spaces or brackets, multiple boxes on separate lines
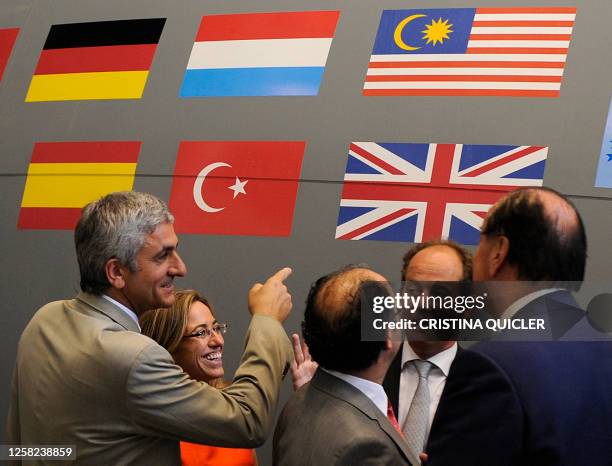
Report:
6,292,292,465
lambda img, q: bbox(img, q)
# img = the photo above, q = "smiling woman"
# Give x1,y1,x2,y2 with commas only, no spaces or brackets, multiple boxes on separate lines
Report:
140,290,257,466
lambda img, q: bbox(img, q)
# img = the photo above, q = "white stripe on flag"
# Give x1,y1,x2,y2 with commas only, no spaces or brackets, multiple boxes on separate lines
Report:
470,27,573,34
363,81,561,90
442,204,489,239
335,201,422,240
473,14,576,21
187,38,333,69
350,142,431,179
369,54,568,62
455,145,530,175
467,40,570,48
366,67,564,76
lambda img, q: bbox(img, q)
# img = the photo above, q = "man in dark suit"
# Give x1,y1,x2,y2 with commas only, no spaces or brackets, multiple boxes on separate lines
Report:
426,187,612,466
274,265,417,466
384,240,471,463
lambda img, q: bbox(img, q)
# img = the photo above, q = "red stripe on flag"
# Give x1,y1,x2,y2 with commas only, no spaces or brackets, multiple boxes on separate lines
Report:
18,207,82,230
0,28,19,81
341,182,511,203
468,34,572,40
196,11,340,41
340,181,509,241
34,44,157,75
419,144,455,241
363,89,560,97
365,75,562,83
350,143,405,176
368,61,565,69
460,146,544,178
31,142,141,163
337,208,415,240
472,21,575,27
475,7,576,14
467,47,569,54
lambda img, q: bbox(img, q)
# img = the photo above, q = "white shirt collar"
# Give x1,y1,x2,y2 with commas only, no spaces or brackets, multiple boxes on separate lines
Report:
323,368,388,416
102,294,141,332
501,288,563,319
401,341,458,377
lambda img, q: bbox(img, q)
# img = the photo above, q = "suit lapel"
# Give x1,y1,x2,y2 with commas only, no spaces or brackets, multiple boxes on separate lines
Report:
313,369,418,465
425,344,463,451
383,342,402,415
76,292,141,332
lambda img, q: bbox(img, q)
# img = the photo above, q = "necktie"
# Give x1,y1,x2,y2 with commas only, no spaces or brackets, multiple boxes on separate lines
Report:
402,360,433,461
387,401,403,436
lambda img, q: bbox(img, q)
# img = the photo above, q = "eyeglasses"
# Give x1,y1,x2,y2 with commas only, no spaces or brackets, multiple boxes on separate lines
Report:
183,323,228,340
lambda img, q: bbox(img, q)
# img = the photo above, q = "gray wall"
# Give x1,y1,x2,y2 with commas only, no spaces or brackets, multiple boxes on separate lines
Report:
2,0,612,463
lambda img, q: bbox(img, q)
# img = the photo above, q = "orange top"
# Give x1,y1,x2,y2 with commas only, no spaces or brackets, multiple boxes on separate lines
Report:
180,441,257,466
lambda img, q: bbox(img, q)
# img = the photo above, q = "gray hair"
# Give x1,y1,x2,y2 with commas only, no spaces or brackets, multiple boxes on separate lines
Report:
75,191,174,295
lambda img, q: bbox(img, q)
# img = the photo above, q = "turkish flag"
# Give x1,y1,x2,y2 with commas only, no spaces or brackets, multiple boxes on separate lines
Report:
169,141,305,236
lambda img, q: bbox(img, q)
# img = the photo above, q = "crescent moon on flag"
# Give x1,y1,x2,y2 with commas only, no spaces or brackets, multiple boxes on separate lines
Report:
394,14,426,51
193,162,231,213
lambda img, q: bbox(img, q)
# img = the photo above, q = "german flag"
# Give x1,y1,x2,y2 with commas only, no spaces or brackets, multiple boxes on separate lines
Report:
0,28,19,82
26,18,165,102
18,141,141,229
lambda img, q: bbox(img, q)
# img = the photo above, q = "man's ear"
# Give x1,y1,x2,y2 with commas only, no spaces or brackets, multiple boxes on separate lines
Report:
105,258,127,290
489,235,510,278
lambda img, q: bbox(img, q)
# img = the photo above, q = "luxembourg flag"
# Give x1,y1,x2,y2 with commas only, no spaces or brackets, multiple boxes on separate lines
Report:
179,10,340,97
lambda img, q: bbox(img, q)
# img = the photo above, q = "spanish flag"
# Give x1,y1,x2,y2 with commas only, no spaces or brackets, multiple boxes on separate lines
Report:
25,18,165,102
18,141,141,229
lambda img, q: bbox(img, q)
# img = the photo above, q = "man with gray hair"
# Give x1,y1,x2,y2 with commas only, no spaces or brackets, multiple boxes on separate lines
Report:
6,191,293,465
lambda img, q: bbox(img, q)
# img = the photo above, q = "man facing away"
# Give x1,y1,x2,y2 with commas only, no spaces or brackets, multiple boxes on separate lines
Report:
426,187,612,466
384,240,471,463
274,265,417,466
6,191,293,465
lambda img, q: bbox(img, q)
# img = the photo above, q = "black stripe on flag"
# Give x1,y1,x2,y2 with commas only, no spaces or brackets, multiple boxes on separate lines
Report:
43,18,166,50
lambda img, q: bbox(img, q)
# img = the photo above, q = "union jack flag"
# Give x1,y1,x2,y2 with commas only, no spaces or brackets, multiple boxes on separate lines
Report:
335,142,547,245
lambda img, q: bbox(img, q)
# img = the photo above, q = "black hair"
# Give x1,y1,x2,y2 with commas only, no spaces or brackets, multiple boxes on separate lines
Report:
481,187,586,290
302,265,391,372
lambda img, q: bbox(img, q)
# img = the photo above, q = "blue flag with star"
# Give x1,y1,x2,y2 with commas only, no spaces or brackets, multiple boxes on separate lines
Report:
595,98,612,188
371,9,475,55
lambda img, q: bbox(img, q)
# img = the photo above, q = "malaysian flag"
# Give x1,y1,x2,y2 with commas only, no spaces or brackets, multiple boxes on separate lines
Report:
335,142,548,245
363,7,576,97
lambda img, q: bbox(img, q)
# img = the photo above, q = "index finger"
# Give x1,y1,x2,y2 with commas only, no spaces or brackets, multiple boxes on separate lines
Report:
292,333,305,364
267,267,292,283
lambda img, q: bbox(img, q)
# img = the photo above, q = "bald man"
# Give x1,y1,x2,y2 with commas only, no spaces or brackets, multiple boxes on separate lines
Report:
384,240,471,462
274,266,416,466
426,187,612,466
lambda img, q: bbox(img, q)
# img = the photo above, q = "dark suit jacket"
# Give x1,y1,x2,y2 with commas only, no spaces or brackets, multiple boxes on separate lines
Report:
273,369,416,465
426,291,612,466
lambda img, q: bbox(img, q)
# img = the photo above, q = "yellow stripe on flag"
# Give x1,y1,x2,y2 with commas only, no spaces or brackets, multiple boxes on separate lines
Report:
21,162,137,207
25,71,149,101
